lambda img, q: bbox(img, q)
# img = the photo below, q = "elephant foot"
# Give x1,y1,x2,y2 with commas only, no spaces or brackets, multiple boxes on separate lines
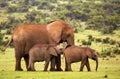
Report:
28,70,35,72
55,68,63,71
65,69,68,71
80,70,83,72
15,68,23,71
27,68,36,71
43,68,48,71
65,69,72,72
27,67,31,71
50,68,55,71
43,70,48,72
27,69,36,71
87,70,91,72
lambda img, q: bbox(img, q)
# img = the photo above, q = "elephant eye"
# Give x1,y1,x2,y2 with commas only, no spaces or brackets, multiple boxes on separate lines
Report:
93,54,97,58
59,48,62,50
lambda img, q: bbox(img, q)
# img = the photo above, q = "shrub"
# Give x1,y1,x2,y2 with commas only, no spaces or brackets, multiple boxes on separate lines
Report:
25,11,37,22
95,38,102,42
112,47,120,54
31,1,40,6
116,42,120,47
88,35,92,39
101,48,111,57
0,2,8,8
102,37,110,44
109,39,116,45
5,37,8,39
6,29,11,34
7,5,18,13
77,39,80,43
88,35,94,41
81,40,91,46
0,33,3,40
19,6,29,12
101,47,120,57
37,1,50,10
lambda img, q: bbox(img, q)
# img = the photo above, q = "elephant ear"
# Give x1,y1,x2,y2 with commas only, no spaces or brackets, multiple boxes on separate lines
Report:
48,47,58,56
86,47,95,58
47,21,63,44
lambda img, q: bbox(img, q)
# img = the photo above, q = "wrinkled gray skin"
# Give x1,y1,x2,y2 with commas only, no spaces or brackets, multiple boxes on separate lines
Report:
28,44,64,71
64,45,98,72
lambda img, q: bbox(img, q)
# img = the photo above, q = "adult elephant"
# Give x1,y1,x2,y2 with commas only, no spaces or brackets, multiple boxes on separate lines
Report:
3,20,74,71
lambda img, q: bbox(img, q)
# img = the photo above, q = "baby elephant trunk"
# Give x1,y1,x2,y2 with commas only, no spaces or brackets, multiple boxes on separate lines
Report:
95,57,98,71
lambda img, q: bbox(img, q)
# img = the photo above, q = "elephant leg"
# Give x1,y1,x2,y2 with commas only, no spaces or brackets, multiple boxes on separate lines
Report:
65,59,68,71
80,59,86,71
15,55,23,71
44,60,49,71
28,59,35,71
85,58,91,71
65,57,72,71
30,62,35,71
14,43,25,71
24,55,29,71
55,55,63,71
50,57,55,71
28,64,31,71
67,62,72,71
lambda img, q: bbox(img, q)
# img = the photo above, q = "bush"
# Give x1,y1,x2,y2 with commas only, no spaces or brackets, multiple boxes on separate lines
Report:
88,35,94,41
116,41,120,47
109,39,116,45
101,47,120,57
102,37,110,44
6,29,11,34
7,5,18,13
5,37,8,39
112,48,120,54
0,33,3,40
88,35,93,40
0,2,8,8
100,26,114,34
19,6,29,12
95,38,102,42
31,1,40,6
81,40,91,46
25,11,37,22
101,48,111,57
37,2,50,10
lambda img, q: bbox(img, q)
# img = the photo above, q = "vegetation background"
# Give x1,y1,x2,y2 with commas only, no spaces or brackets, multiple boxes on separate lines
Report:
0,0,120,79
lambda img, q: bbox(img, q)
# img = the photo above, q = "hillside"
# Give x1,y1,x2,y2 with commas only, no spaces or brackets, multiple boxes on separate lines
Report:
0,0,120,32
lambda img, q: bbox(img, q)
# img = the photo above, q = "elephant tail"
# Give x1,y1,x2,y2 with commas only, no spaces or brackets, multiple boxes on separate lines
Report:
0,37,13,54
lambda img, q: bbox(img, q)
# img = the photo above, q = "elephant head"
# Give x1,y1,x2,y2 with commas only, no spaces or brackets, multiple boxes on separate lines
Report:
48,45,64,56
86,48,98,71
55,45,64,54
47,20,74,46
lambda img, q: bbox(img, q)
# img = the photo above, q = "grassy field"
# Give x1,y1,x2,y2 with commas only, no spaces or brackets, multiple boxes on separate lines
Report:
0,48,120,79
0,30,120,79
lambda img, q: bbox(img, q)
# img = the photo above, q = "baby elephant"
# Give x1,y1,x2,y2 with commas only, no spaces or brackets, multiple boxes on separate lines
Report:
64,45,98,72
28,44,64,71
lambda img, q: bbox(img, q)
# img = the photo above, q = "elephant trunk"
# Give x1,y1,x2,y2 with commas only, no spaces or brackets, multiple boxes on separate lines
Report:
95,57,98,71
67,38,74,46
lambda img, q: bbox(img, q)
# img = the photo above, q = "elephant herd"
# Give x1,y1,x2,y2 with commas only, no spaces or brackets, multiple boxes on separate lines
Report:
2,19,98,72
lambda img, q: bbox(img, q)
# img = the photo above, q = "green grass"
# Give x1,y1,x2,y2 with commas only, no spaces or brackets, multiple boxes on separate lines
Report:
0,48,120,79
0,71,119,79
